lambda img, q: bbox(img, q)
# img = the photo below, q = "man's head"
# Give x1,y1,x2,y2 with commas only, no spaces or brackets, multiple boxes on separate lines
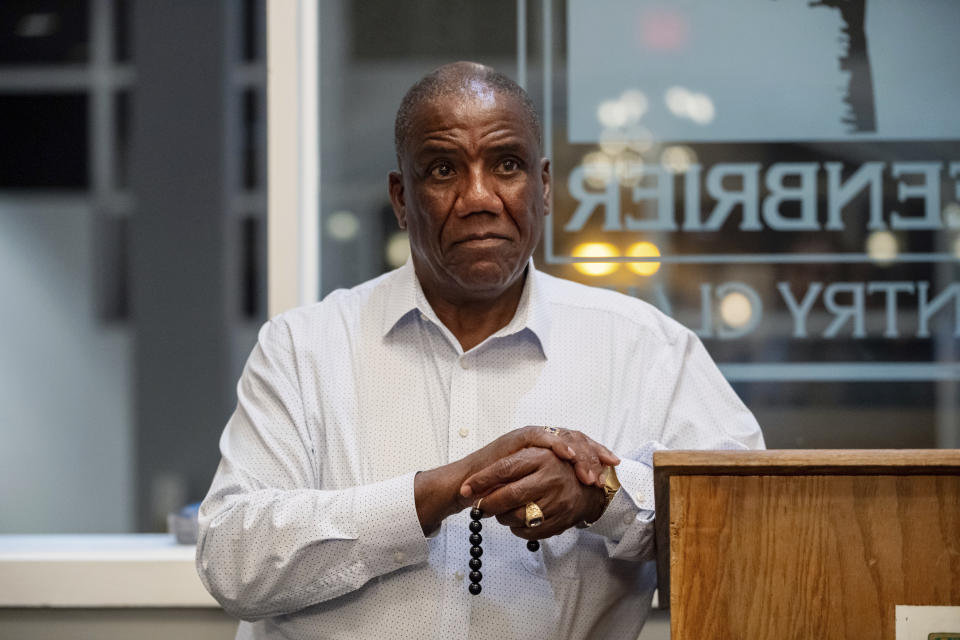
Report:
394,62,542,162
388,62,550,307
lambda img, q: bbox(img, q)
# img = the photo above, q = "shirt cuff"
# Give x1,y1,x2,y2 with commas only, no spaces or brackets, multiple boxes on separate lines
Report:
355,471,430,574
583,458,656,561
587,458,652,537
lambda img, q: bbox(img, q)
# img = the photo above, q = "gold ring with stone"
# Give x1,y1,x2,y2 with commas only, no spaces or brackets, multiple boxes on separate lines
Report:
543,426,560,435
525,502,544,528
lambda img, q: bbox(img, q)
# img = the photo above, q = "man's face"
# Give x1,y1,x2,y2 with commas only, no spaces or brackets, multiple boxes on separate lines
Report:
389,86,550,304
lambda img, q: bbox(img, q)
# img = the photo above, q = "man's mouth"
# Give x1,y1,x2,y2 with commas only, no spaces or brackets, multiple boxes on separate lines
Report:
455,233,510,247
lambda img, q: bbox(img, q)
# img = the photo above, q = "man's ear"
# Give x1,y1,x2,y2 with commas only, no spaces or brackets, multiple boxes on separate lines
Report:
388,170,407,229
540,158,551,216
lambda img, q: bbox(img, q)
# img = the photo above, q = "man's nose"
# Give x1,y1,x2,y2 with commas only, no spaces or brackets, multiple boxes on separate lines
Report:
455,167,502,216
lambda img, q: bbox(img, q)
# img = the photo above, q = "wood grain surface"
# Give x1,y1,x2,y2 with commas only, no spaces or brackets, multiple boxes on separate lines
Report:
668,474,960,639
655,449,960,476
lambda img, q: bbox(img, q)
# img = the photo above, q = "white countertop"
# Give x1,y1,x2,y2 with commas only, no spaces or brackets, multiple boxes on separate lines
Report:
0,534,219,608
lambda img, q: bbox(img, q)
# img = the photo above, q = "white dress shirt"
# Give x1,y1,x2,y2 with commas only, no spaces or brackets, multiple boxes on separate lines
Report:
196,260,764,640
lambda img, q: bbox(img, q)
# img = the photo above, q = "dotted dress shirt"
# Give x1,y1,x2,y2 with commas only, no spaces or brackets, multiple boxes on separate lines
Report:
196,260,764,640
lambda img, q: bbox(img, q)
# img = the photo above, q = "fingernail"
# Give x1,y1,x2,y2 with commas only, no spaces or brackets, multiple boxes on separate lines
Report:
567,446,576,457
460,485,472,498
587,470,596,484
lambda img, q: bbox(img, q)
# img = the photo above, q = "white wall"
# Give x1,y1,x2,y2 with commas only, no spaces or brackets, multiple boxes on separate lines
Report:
0,201,132,532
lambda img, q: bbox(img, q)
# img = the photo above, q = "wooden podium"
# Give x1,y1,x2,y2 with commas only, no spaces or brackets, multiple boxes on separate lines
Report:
653,450,960,639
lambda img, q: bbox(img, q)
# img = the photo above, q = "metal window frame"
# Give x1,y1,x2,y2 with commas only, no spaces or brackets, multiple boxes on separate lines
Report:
266,0,318,316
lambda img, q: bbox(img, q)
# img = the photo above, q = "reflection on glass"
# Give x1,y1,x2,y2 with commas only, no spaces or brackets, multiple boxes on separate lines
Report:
719,291,754,330
809,0,876,133
865,230,898,265
615,151,644,187
0,1,89,65
664,86,714,125
572,242,619,276
596,90,647,129
581,151,614,189
626,241,661,276
385,231,410,269
625,125,654,154
660,145,696,174
944,202,960,229
327,210,359,242
598,128,627,156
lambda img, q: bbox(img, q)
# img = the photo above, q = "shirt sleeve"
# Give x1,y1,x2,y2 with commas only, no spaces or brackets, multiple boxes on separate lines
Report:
585,329,765,561
195,319,429,621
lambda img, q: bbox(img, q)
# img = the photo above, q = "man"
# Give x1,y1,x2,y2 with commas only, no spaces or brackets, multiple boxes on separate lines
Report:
196,61,764,639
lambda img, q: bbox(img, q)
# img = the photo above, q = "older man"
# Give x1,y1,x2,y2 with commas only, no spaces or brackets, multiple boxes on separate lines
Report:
197,62,764,639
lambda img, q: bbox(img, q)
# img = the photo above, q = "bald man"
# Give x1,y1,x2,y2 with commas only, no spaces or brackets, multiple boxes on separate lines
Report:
196,62,764,640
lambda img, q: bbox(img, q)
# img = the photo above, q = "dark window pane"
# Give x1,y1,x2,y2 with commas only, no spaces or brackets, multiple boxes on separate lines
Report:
113,0,129,62
350,0,516,59
92,214,129,322
240,216,263,319
241,0,263,62
114,90,130,189
0,93,88,189
0,0,89,65
241,88,260,189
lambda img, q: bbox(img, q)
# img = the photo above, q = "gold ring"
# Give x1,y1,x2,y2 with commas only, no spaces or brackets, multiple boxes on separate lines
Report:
525,502,544,528
543,426,560,435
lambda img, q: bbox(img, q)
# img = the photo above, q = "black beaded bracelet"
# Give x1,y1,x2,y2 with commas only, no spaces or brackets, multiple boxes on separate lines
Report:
467,504,540,595
468,506,483,595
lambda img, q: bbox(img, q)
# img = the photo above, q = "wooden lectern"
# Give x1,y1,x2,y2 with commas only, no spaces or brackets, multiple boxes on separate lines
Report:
653,450,960,639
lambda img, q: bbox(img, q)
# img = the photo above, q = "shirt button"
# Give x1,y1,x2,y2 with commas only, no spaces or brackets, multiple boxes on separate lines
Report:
454,571,464,582
458,427,470,438
459,358,469,369
623,512,634,525
394,551,406,564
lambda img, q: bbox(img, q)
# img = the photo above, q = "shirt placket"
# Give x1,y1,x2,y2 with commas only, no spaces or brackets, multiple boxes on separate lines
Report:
436,349,480,639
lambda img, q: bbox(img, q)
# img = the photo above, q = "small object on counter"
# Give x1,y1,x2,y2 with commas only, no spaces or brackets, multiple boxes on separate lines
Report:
167,502,200,544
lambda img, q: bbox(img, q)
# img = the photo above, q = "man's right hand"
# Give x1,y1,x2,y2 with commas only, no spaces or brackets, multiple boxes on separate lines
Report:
413,426,618,535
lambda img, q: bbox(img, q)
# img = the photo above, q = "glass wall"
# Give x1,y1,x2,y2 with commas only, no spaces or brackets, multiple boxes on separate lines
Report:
317,0,520,292
0,0,268,533
316,0,959,449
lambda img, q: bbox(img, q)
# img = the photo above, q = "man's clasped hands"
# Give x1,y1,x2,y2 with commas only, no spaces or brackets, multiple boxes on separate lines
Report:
413,426,620,540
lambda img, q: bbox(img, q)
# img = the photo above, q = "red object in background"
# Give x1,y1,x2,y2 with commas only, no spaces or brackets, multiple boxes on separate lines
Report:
638,7,689,51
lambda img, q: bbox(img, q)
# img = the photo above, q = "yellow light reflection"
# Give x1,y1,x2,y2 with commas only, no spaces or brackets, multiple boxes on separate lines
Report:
385,231,410,268
626,241,661,276
581,151,614,190
599,129,627,155
625,125,654,153
327,210,359,242
719,291,753,329
572,242,620,276
866,230,898,265
661,145,697,174
616,150,645,186
944,202,960,228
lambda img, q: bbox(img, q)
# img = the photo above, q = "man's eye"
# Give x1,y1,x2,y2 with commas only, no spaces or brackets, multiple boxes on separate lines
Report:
430,162,454,178
498,158,521,173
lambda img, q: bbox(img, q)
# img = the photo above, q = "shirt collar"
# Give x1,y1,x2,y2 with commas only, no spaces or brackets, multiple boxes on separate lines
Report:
381,258,552,359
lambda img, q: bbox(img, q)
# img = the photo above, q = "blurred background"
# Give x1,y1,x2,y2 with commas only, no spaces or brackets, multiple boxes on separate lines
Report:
0,0,957,536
